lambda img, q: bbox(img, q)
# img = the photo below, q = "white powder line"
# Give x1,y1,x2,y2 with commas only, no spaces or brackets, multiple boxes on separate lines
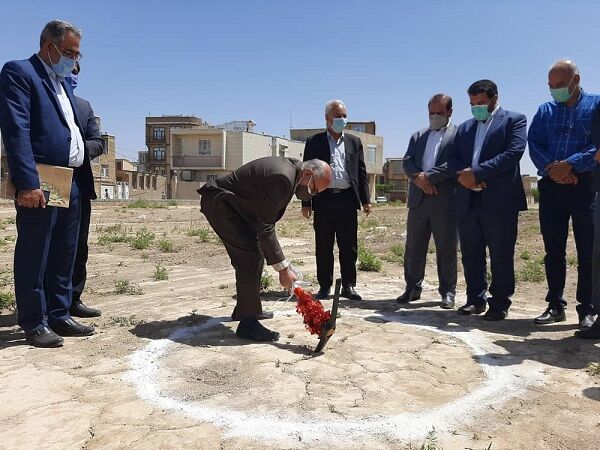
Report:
125,310,546,444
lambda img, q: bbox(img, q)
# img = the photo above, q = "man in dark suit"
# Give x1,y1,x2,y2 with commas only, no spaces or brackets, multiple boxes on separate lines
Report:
576,103,600,339
199,157,332,341
398,94,458,309
448,80,527,321
0,20,95,347
68,62,104,318
301,100,371,301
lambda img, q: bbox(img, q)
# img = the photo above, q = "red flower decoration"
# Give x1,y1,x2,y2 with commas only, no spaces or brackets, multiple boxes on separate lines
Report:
294,287,332,335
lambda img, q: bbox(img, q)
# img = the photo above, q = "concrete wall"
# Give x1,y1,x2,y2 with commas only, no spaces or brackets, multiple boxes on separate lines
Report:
173,180,201,200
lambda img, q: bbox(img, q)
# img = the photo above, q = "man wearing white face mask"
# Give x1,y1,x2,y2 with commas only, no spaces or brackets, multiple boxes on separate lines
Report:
0,20,94,347
301,99,371,301
398,94,458,309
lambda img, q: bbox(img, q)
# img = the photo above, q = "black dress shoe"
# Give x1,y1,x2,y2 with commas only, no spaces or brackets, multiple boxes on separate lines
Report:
236,319,280,341
579,314,596,330
70,300,102,318
49,318,95,337
440,293,455,310
341,285,362,301
25,327,64,348
483,309,508,321
231,310,274,321
533,308,566,325
457,303,486,315
574,318,600,339
314,287,331,300
396,288,422,304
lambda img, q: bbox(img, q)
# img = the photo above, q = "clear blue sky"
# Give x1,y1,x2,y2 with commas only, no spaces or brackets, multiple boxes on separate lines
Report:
1,0,599,175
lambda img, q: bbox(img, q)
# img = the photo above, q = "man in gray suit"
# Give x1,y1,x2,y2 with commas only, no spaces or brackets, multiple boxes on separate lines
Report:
397,94,458,309
198,157,332,342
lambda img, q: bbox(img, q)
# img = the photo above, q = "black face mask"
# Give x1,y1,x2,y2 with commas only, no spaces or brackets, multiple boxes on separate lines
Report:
295,184,314,201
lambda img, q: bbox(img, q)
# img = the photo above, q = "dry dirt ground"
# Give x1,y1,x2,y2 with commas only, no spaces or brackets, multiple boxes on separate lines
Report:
0,199,599,450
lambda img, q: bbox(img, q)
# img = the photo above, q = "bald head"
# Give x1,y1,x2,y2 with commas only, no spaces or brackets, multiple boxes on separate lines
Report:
550,59,579,77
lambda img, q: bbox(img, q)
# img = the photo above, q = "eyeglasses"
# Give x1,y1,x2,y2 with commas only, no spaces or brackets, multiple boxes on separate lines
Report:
53,42,83,61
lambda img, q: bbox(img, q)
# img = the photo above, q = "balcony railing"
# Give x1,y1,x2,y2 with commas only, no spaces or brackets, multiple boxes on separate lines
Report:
172,155,222,168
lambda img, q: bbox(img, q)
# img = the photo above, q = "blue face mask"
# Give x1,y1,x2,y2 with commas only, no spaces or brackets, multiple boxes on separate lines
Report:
49,43,77,78
471,105,491,122
66,73,78,90
550,76,575,103
331,117,348,134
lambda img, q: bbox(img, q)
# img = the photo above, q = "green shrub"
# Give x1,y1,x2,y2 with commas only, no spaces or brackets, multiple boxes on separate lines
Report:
153,264,169,281
358,244,382,272
187,227,213,242
157,238,176,252
98,224,129,245
127,200,166,209
114,280,144,295
260,272,274,291
520,250,531,260
130,228,155,250
0,290,15,310
516,259,545,283
384,244,405,263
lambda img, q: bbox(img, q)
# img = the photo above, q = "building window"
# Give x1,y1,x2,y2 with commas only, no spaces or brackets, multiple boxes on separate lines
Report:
182,170,192,181
366,145,377,164
278,144,288,157
154,147,165,160
198,139,211,155
206,174,218,181
175,138,183,154
153,127,165,140
350,123,366,133
101,165,109,178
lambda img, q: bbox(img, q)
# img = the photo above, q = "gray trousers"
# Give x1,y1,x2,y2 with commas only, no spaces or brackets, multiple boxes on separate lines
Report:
592,193,600,313
403,196,457,296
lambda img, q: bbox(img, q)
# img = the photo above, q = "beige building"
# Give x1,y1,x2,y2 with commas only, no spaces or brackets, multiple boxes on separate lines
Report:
169,127,305,199
93,133,117,199
290,124,384,201
116,158,167,200
379,157,409,203
522,175,539,204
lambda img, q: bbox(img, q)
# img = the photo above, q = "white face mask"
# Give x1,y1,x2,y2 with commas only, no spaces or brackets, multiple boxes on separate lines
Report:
429,114,449,130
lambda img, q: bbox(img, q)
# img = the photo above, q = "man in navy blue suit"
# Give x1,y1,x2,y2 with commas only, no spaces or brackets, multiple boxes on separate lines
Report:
68,62,104,318
448,80,527,321
0,20,95,347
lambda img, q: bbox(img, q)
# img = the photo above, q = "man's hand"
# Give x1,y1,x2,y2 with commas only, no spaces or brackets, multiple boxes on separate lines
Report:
301,207,312,219
278,266,297,290
413,172,437,195
595,149,600,163
558,172,579,185
363,203,372,216
457,168,479,190
546,161,573,182
17,189,46,208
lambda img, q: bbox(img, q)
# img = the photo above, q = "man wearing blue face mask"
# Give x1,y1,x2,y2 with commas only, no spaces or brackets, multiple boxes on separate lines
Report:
301,99,371,301
0,20,95,347
528,60,600,330
67,61,104,319
448,80,527,321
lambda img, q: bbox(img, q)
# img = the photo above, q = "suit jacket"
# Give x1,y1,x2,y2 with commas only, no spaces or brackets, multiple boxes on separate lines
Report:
448,107,527,215
403,123,458,209
301,131,369,211
75,96,104,200
198,156,302,265
0,55,86,192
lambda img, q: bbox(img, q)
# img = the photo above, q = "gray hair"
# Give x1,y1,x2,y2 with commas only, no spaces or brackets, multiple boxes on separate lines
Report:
324,99,347,117
550,59,579,76
301,159,329,179
39,20,82,48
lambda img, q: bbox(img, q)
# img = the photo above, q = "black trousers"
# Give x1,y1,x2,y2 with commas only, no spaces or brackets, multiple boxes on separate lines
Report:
200,189,264,317
72,196,91,303
457,193,518,312
313,189,358,289
538,176,595,316
404,196,457,296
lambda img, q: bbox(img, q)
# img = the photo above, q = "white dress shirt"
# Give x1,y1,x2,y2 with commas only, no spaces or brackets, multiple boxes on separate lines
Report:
422,123,449,172
327,131,352,189
471,105,500,170
36,55,85,168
